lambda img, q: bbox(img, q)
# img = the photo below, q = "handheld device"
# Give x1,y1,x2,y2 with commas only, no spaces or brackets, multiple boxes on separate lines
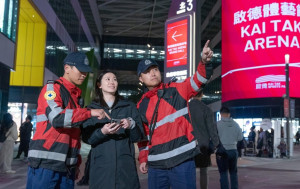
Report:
110,118,121,124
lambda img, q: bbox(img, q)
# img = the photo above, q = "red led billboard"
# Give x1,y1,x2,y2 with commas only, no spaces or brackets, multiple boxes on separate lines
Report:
222,0,300,102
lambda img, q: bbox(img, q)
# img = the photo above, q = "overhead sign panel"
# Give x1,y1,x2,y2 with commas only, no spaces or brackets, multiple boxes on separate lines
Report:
222,0,300,102
165,14,194,83
166,19,188,68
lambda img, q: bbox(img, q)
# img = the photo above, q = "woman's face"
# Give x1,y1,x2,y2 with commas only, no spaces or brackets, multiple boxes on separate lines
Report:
99,72,118,95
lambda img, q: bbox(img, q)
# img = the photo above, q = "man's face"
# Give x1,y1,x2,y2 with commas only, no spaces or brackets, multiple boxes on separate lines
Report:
64,65,87,85
221,113,230,118
139,66,161,90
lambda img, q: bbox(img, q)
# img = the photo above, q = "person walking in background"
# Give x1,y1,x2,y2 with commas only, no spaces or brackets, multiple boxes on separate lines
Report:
137,40,213,189
26,52,110,189
248,126,256,151
82,71,144,189
295,130,300,145
236,138,245,159
14,115,33,161
216,107,243,189
0,113,18,174
189,90,220,189
277,139,287,158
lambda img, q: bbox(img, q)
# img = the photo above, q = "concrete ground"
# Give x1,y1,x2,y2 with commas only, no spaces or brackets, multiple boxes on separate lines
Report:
1,143,300,189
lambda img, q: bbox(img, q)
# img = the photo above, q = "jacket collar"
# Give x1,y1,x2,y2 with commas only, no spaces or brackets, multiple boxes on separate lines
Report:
58,77,82,97
144,83,163,98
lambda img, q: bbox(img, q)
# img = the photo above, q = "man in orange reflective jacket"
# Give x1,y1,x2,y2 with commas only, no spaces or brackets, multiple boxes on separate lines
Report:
26,52,109,189
137,40,214,189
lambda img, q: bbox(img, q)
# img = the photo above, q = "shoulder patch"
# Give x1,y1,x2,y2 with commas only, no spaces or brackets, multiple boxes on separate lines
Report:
44,90,57,100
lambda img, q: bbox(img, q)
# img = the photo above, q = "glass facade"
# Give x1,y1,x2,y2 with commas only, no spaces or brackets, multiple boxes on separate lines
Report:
8,102,37,138
0,0,18,41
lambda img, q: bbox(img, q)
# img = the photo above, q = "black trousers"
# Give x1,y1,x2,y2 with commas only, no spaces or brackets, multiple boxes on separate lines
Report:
16,139,30,157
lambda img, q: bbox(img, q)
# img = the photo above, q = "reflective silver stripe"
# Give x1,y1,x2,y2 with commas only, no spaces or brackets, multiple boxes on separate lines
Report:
47,83,54,91
190,76,200,91
28,150,67,162
64,109,73,128
46,84,63,124
36,114,48,122
66,157,77,165
190,72,207,91
148,140,197,162
139,146,149,151
196,71,207,84
48,100,63,123
155,107,188,129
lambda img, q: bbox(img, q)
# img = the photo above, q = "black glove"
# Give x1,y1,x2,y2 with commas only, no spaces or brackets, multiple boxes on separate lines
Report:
216,143,227,158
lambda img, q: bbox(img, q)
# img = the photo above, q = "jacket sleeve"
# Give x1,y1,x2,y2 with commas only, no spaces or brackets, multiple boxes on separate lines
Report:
205,109,220,148
171,62,210,100
137,121,150,164
82,115,110,145
136,99,150,164
87,126,109,145
127,103,144,143
39,83,91,128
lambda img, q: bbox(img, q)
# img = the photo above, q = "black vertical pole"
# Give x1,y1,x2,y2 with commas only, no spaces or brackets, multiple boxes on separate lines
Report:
285,54,290,158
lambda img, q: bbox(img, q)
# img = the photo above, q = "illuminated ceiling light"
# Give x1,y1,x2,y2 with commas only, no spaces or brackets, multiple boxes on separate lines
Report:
160,51,165,55
57,46,67,50
125,49,134,53
150,50,157,54
113,48,122,53
46,46,55,50
137,50,145,54
152,47,155,50
82,47,92,51
147,43,151,48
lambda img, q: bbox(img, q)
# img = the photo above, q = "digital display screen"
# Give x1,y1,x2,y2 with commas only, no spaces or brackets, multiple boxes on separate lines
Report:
164,14,193,83
222,0,300,102
166,19,188,68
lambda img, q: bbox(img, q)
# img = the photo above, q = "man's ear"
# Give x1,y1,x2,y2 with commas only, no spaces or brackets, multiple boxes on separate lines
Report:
64,64,71,73
139,76,143,83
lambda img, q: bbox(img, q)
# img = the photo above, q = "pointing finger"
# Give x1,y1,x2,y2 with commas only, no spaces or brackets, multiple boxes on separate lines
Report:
104,112,111,119
204,40,210,48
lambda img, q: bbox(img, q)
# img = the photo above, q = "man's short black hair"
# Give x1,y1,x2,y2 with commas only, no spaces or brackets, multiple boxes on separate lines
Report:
195,90,203,98
220,106,230,114
26,115,32,121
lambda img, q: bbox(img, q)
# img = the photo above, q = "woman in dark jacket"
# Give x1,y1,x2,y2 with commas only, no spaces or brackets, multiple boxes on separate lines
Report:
82,71,144,189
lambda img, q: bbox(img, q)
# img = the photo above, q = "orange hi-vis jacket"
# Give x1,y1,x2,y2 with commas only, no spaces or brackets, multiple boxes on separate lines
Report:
137,62,208,169
28,77,91,172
